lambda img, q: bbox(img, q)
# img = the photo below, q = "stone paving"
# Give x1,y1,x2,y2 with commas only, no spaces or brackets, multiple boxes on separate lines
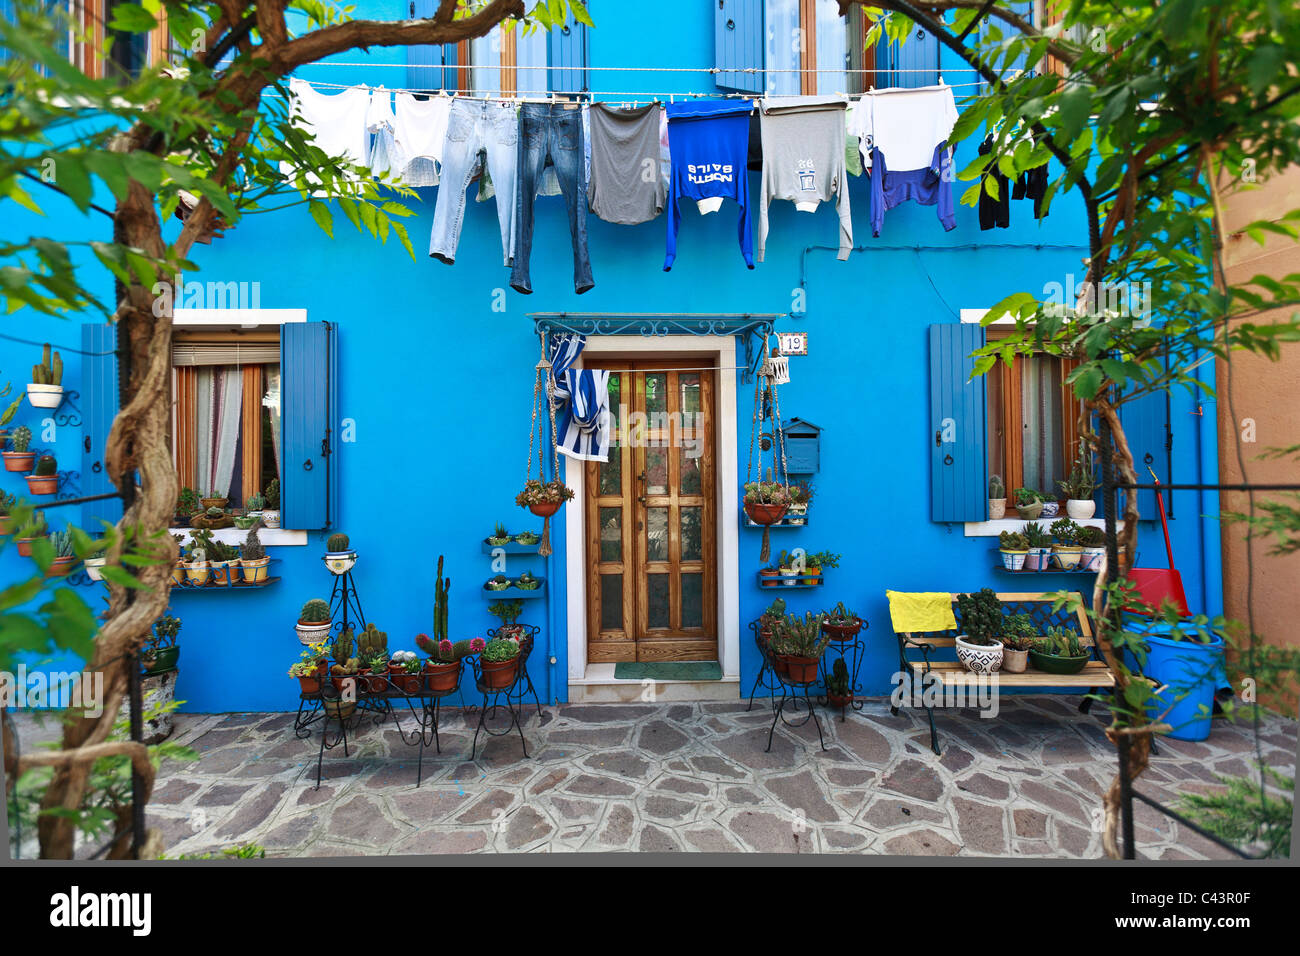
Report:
12,696,1298,858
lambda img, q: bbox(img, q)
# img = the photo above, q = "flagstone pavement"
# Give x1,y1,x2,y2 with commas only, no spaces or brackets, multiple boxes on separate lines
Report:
20,697,1299,858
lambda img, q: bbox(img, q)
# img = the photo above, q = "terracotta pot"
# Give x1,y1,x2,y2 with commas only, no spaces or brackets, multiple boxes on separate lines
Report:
26,473,58,496
822,619,861,641
240,556,271,584
827,693,853,709
45,555,77,578
330,673,360,696
361,669,390,694
2,451,35,472
759,569,780,588
425,659,462,693
744,501,788,525
772,656,790,679
781,655,819,685
200,497,228,510
297,674,322,695
0,515,12,536
480,657,518,690
390,668,423,694
16,536,42,557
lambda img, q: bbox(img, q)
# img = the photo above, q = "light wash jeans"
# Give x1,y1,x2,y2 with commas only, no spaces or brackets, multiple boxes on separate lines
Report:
429,99,518,266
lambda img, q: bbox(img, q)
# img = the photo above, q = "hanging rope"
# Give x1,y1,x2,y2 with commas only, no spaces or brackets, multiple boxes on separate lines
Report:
744,338,791,563
522,335,563,557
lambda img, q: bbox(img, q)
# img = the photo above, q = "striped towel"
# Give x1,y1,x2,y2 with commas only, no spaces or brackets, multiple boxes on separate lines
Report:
550,333,610,463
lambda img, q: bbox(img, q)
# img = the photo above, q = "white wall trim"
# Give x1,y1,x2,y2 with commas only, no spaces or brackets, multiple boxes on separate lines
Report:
565,335,740,684
174,527,307,547
960,307,1015,325
173,308,307,326
964,517,1122,537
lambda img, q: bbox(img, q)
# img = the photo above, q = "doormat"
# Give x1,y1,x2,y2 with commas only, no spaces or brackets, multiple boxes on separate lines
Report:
613,661,723,681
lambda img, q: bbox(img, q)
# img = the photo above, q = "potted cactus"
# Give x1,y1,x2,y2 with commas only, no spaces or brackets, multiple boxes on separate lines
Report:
27,343,64,408
988,474,1006,520
26,454,57,496
515,570,541,591
356,623,390,693
1049,518,1086,570
1029,626,1091,674
1014,487,1046,520
1078,525,1107,571
45,529,77,577
328,627,362,695
954,589,1004,673
485,573,511,592
1059,440,1098,519
998,530,1030,570
821,601,862,641
486,522,511,547
387,651,424,694
489,599,525,641
15,511,48,557
999,613,1037,673
825,657,852,710
1022,521,1052,571
757,597,786,647
142,615,182,675
3,424,34,472
480,637,521,690
324,531,356,574
770,611,829,684
261,478,281,529
180,545,210,586
296,597,333,645
239,524,271,583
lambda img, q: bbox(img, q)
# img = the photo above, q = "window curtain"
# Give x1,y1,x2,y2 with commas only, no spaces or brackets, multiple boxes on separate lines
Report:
194,366,243,496
766,0,801,96
263,364,282,476
1022,355,1063,495
813,0,847,94
549,333,611,463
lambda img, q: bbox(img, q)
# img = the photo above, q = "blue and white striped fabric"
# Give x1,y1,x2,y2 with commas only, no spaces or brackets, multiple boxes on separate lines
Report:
550,333,611,463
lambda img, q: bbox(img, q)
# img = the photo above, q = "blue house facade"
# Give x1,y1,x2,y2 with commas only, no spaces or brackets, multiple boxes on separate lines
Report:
1,0,1223,713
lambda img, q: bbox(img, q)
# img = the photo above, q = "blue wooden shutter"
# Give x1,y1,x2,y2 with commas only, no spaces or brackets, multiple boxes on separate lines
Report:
929,323,988,522
548,9,589,93
715,0,764,93
80,322,123,532
405,0,442,90
882,23,939,88
1119,387,1171,521
281,321,337,530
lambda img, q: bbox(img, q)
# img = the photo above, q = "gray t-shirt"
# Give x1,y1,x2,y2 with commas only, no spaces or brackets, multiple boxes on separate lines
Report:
758,96,851,263
587,103,667,226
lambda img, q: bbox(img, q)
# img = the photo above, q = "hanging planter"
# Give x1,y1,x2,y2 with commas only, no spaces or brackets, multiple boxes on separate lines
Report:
743,340,794,563
323,532,356,575
25,455,58,496
27,343,64,408
515,479,573,557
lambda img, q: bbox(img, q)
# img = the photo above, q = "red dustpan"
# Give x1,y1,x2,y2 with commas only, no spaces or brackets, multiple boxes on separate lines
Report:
1126,467,1190,617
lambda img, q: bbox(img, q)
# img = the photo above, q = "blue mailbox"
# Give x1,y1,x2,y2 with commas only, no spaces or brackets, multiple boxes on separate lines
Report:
781,418,822,474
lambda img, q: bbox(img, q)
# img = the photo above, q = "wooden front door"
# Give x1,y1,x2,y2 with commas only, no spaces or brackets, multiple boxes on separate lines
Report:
586,363,717,663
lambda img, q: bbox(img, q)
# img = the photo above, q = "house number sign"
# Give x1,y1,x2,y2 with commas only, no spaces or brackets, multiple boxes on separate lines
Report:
777,332,808,355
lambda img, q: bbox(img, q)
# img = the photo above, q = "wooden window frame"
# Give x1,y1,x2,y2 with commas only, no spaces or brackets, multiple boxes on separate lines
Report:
64,0,170,79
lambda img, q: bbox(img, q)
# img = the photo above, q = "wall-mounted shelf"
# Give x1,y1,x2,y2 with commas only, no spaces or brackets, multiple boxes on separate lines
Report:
482,580,547,600
171,562,282,591
757,574,822,589
480,539,543,554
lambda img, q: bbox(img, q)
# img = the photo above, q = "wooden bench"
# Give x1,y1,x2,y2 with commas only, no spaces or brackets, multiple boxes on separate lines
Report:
891,591,1115,755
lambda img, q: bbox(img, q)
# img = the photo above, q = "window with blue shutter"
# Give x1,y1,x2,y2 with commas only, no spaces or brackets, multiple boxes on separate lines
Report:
879,23,939,88
548,8,590,94
715,0,764,93
971,1,1034,94
405,0,457,91
80,322,123,532
930,323,988,522
1119,387,1171,521
280,321,337,530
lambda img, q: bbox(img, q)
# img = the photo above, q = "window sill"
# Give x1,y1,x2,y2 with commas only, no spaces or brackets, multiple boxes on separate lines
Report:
175,528,308,547
963,518,1123,537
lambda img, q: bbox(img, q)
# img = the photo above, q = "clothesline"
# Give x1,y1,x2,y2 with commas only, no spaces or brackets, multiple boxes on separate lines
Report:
298,61,988,75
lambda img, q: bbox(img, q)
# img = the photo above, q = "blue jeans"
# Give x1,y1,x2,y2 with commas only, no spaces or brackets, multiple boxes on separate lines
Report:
429,99,518,266
510,103,594,294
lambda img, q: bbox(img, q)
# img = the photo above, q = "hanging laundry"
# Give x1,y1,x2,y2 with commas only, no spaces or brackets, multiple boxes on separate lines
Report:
849,84,959,173
365,86,401,181
587,102,666,225
549,333,610,463
757,95,851,262
867,142,956,237
538,104,592,199
1013,161,1049,219
429,98,519,267
978,134,1010,231
392,91,452,187
664,100,754,271
282,79,372,193
511,102,594,295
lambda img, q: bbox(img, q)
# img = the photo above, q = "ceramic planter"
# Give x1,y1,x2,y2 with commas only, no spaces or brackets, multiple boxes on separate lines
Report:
1025,547,1052,571
822,619,861,641
480,657,519,690
425,659,462,693
803,565,823,585
296,619,333,646
1001,646,1029,673
390,667,423,694
1081,547,1106,571
1028,648,1090,675
170,561,184,586
1039,501,1061,518
1052,545,1084,570
529,500,562,518
45,555,77,578
296,673,323,695
182,561,210,586
955,635,1003,674
240,556,271,584
744,501,788,525
778,567,797,587
84,556,106,581
1018,499,1044,520
324,550,357,575
999,548,1028,571
781,655,819,684
2,450,35,472
759,569,780,588
1066,499,1096,519
16,536,43,557
26,383,63,408
786,503,807,525
208,561,236,586
988,497,1007,520
142,645,180,675
261,509,281,529
200,497,228,510
323,697,356,721
25,473,57,496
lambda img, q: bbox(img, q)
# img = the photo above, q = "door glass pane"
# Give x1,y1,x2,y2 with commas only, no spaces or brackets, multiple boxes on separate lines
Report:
681,573,703,628
600,574,623,631
647,507,668,562
680,450,702,495
680,506,702,561
644,373,666,417
598,450,622,496
608,373,621,435
647,574,669,629
645,447,668,495
599,507,622,562
678,373,701,415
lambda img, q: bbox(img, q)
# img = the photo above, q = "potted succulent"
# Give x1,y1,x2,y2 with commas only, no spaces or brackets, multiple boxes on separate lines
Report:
825,657,852,709
757,597,786,646
776,550,798,586
515,479,574,518
1059,440,1098,519
487,522,512,547
821,601,862,641
1029,626,1091,674
244,492,265,518
239,524,270,583
356,623,390,693
141,615,182,675
199,489,228,510
296,597,333,645
786,481,814,525
261,478,281,529
515,570,541,591
388,651,424,694
1000,613,1037,673
3,424,35,472
485,574,511,592
324,531,357,575
489,599,525,640
27,344,64,409
998,530,1030,570
1049,518,1086,570
804,550,840,583
1014,487,1046,520
45,529,77,577
289,643,329,694
0,491,17,535
26,454,57,496
1022,521,1052,571
15,511,48,557
759,565,780,587
954,588,1004,673
416,633,485,693
742,479,789,526
174,486,199,526
180,545,210,586
769,611,829,684
82,537,107,580
988,474,1007,520
1078,525,1107,571
169,533,186,586
514,529,540,546
329,627,362,695
480,636,521,689
189,505,233,529
195,533,239,584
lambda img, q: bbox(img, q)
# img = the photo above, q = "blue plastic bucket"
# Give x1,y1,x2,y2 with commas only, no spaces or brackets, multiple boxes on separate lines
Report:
1120,614,1225,741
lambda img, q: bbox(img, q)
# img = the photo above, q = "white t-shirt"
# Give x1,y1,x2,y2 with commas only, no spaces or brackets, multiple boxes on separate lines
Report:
393,91,452,188
282,79,372,194
849,84,958,172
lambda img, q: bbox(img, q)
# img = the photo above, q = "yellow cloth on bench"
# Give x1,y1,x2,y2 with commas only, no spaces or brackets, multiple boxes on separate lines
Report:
886,591,957,633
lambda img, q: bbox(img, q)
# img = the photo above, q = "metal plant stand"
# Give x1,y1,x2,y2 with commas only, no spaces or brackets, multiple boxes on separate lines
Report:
325,565,366,635
818,619,869,722
745,621,782,712
766,672,827,753
469,631,537,759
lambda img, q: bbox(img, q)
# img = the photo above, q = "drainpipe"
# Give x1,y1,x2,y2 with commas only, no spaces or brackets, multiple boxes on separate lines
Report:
1196,356,1224,618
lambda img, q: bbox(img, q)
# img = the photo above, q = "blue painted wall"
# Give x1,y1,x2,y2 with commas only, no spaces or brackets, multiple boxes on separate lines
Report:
0,0,1223,712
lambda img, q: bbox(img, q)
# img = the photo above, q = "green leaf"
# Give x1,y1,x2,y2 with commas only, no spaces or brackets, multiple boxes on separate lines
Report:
107,3,159,33
1055,84,1092,145
99,565,152,591
1069,364,1105,400
1247,45,1286,96
308,201,334,239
